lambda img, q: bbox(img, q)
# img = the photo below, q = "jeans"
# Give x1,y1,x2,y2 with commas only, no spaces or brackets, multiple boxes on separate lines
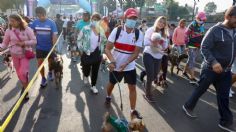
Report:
143,53,161,96
185,68,233,126
187,48,198,70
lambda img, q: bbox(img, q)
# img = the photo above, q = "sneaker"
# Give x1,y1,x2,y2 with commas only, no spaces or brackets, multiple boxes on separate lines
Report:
182,105,197,118
40,77,47,88
143,94,156,103
230,88,235,94
182,72,190,79
229,92,233,98
90,86,98,94
20,88,29,101
218,123,236,132
131,110,143,119
105,96,112,105
140,71,146,82
189,78,198,84
48,72,54,81
83,77,89,84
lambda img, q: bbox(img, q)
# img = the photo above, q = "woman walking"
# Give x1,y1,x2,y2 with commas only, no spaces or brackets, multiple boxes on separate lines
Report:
143,16,169,102
77,13,107,94
0,14,36,100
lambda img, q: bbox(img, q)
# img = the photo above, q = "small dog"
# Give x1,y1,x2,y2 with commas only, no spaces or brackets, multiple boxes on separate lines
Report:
168,47,188,75
150,33,167,55
102,112,145,132
3,53,14,78
50,53,63,87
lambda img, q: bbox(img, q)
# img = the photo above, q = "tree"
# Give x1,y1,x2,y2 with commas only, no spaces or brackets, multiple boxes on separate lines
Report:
0,0,25,12
164,0,190,20
145,0,157,7
204,2,217,14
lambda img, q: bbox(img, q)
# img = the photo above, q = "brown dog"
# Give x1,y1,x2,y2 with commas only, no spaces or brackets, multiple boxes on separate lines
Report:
102,112,145,132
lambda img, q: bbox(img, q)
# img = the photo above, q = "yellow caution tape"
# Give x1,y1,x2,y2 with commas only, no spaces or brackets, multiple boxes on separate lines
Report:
0,33,62,132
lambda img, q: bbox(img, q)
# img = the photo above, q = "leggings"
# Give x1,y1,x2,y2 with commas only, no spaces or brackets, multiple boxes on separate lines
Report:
143,53,161,96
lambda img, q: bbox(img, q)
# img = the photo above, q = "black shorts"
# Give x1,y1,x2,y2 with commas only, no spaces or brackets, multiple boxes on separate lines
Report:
109,69,136,85
36,49,54,59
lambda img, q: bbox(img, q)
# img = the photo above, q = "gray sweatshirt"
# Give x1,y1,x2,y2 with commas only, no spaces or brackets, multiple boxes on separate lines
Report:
201,22,236,70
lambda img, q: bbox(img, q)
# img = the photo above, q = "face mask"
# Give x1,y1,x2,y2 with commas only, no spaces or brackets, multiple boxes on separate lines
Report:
125,19,137,28
198,20,204,25
91,21,97,27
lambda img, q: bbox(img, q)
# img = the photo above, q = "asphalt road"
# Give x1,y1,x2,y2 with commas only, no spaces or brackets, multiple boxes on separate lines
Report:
0,38,235,132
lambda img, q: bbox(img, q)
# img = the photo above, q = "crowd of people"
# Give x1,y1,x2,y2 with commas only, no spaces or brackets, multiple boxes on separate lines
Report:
0,5,236,131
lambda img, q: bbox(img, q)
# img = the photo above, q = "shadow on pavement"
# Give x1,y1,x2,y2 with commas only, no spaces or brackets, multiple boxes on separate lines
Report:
3,81,21,102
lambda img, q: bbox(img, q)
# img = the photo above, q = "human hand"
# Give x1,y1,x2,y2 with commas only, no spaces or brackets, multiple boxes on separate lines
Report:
16,41,25,47
119,62,128,72
108,62,116,72
212,62,223,74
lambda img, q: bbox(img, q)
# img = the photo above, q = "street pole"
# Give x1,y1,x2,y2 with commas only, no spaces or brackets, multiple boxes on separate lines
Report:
192,0,196,21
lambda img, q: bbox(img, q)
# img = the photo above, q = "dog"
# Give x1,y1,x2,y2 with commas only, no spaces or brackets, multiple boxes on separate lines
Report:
168,47,188,75
3,53,14,78
50,53,63,87
102,112,145,132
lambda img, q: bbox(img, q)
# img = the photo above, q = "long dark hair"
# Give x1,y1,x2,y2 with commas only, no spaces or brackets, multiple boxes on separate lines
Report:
9,14,27,31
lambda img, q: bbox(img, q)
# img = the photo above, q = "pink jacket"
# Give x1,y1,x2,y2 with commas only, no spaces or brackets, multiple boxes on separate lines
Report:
1,26,36,55
172,27,186,46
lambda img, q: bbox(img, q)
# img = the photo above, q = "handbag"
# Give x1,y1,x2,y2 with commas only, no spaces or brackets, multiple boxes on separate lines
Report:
13,29,35,59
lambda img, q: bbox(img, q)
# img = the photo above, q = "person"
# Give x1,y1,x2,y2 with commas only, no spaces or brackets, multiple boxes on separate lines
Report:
77,13,107,94
108,15,117,32
55,14,64,36
138,19,148,34
62,16,68,41
67,15,75,34
183,12,206,84
31,7,58,88
75,11,90,33
105,8,144,119
172,19,187,55
182,6,236,132
168,23,176,45
142,16,169,102
0,14,36,100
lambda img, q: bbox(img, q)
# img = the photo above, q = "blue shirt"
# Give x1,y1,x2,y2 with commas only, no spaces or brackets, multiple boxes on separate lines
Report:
31,19,58,51
75,20,90,31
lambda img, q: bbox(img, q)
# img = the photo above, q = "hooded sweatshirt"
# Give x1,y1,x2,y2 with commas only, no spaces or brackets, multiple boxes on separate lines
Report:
201,22,236,70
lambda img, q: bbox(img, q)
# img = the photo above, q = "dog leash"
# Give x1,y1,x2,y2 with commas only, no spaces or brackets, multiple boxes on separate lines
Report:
106,62,123,111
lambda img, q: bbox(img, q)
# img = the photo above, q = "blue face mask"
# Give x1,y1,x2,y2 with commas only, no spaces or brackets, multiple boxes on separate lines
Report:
125,19,137,28
91,21,97,27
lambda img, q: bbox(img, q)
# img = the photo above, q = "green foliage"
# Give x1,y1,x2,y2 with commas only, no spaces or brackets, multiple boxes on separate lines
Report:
0,0,25,12
204,2,217,14
164,0,190,20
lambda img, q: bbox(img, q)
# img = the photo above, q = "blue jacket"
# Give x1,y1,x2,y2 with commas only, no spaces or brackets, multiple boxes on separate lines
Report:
201,22,236,70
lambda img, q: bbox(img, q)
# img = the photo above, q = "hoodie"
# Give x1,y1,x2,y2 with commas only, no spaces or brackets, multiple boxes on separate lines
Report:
201,22,236,70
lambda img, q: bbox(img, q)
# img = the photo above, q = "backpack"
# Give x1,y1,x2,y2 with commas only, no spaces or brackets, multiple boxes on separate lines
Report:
115,26,139,42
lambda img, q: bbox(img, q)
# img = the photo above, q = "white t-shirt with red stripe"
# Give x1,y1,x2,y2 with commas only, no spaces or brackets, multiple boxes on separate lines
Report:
108,26,143,71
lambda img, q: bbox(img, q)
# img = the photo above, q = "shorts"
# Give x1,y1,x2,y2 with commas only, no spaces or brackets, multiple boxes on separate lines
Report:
109,69,136,85
36,49,54,59
186,48,198,70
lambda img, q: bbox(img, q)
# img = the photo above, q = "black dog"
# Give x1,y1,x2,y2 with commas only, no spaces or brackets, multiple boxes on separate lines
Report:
168,48,188,75
50,54,63,87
